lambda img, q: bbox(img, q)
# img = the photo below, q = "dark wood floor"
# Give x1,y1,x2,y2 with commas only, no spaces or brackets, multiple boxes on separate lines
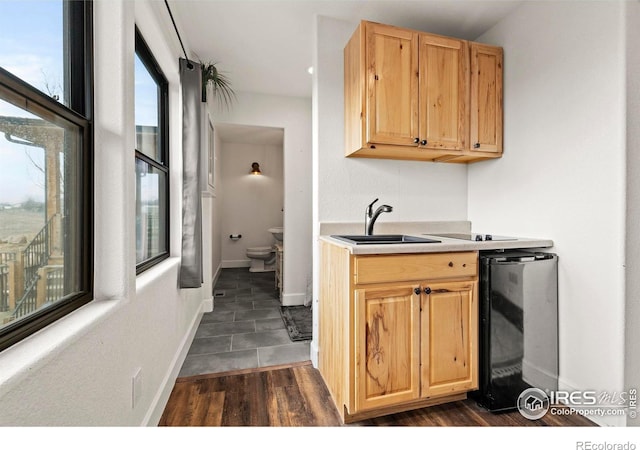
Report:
159,361,595,427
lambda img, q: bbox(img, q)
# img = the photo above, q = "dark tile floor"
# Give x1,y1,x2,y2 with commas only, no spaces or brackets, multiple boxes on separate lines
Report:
178,268,311,377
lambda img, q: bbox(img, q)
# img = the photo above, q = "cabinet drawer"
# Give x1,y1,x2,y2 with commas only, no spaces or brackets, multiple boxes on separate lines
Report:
354,252,477,285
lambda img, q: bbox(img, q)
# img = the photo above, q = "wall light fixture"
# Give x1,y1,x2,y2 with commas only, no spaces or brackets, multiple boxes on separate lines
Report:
250,162,262,175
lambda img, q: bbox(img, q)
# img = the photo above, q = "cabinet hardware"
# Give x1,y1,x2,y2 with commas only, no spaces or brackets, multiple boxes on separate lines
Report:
448,262,454,267
420,140,427,146
474,143,480,149
424,287,432,294
374,74,379,80
414,288,421,295
370,145,376,149
413,137,419,144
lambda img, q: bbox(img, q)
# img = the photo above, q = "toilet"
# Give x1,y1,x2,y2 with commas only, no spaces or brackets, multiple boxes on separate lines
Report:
246,246,276,272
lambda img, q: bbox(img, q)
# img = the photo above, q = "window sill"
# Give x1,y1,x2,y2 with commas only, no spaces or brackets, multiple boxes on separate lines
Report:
0,257,183,396
135,256,180,292
136,252,171,275
0,297,119,396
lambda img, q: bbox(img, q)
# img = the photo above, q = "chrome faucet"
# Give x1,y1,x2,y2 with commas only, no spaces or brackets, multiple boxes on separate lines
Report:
365,198,393,235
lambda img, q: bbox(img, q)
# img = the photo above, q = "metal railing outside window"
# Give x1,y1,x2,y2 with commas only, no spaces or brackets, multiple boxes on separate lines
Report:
0,0,93,351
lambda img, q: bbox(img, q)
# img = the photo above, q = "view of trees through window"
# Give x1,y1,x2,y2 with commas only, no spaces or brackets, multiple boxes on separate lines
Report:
0,0,91,348
0,1,66,103
0,97,80,329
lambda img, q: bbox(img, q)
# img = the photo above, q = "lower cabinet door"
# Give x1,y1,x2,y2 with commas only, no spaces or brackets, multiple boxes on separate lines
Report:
354,284,421,411
421,281,478,398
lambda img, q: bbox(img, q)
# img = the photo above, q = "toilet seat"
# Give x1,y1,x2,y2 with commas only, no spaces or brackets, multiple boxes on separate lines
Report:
246,245,276,273
246,246,275,257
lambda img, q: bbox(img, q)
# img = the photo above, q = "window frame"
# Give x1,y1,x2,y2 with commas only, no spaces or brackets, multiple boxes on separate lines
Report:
134,28,170,274
0,0,94,352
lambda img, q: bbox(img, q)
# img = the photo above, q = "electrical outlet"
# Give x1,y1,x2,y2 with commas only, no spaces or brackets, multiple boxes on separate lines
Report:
132,368,142,409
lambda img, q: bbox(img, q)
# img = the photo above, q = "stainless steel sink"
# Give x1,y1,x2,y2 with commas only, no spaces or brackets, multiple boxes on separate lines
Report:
331,234,441,245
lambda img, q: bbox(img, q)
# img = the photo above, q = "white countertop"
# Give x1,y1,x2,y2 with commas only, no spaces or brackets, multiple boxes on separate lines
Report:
319,233,554,255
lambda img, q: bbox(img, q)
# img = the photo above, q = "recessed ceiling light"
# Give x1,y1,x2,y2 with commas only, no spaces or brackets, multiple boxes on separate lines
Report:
307,66,314,75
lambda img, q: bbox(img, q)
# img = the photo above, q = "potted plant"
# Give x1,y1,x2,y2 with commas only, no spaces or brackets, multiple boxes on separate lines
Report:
200,61,236,108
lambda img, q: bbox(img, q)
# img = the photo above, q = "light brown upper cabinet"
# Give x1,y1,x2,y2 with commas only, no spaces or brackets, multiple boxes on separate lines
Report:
344,20,503,163
418,33,469,152
470,43,503,154
363,22,418,148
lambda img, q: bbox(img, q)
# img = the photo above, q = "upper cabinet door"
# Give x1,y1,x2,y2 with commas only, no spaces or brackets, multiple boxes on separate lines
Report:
470,43,503,154
366,22,419,146
418,34,469,151
419,34,469,150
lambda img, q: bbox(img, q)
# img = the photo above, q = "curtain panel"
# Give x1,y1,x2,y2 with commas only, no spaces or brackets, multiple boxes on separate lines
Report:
179,58,203,288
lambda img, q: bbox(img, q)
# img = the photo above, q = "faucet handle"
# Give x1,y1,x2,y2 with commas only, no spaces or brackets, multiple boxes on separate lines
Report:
366,198,379,217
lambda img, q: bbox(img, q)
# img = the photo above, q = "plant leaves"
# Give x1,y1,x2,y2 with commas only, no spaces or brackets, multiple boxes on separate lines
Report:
200,61,236,109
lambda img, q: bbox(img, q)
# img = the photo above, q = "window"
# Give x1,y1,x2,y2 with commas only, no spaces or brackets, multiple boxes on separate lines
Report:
135,29,169,273
0,1,93,351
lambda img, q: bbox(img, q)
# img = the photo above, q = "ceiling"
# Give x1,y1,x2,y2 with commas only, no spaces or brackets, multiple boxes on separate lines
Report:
168,0,524,99
215,123,284,146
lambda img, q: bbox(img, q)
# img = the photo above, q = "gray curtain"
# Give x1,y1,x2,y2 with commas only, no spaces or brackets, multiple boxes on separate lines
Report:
179,58,203,288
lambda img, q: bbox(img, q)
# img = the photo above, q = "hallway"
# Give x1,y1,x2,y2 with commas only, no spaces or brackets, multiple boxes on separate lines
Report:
178,268,310,377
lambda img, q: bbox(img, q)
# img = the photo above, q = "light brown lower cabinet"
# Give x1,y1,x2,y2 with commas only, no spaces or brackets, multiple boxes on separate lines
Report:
319,241,478,423
420,281,477,398
354,284,421,412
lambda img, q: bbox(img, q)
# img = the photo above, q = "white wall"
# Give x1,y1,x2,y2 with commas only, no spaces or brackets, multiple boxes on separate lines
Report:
625,1,640,428
211,122,223,280
468,2,626,426
211,92,311,306
315,16,468,225
310,15,469,364
220,141,284,266
0,0,207,425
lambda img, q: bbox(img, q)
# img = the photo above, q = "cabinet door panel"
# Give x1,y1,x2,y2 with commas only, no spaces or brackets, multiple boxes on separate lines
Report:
421,281,478,397
366,23,418,146
419,34,469,151
355,285,420,411
470,43,503,153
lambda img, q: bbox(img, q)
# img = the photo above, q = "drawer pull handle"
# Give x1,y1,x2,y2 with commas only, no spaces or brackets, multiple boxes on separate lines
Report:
414,288,421,295
424,287,432,295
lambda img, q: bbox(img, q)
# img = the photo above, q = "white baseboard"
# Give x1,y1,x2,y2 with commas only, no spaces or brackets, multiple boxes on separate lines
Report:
310,339,319,368
221,260,250,268
281,292,306,306
557,378,626,427
143,298,205,426
202,296,213,313
522,359,557,393
212,263,222,287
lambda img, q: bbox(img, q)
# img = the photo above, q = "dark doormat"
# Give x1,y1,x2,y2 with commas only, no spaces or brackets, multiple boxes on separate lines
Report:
280,305,312,342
